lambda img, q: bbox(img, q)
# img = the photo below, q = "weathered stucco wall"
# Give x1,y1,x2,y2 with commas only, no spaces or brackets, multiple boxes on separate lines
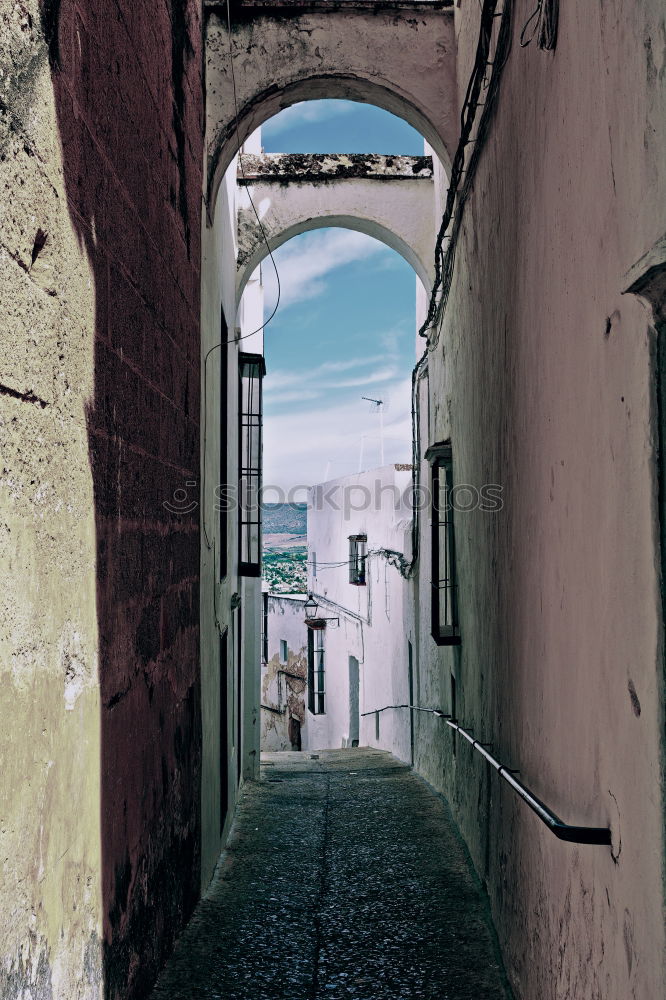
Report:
306,466,413,758
1,6,103,994
205,0,457,211
261,594,308,751
413,3,666,999
199,154,239,890
4,2,665,998
199,135,265,885
1,1,204,997
236,152,436,295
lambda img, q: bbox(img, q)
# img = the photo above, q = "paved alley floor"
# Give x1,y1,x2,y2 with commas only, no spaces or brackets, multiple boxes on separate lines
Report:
150,749,512,1000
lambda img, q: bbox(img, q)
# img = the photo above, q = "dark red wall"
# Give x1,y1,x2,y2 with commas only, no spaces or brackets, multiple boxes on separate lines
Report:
45,2,203,996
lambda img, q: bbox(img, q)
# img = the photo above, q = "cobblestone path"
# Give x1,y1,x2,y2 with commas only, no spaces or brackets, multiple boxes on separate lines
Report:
151,748,512,1000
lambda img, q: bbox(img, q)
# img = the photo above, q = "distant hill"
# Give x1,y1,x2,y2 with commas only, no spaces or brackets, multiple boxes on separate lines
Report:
262,502,307,536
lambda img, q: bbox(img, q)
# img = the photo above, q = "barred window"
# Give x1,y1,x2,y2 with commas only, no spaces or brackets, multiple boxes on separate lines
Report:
426,442,461,646
219,307,229,580
238,353,265,576
307,626,326,715
349,534,367,586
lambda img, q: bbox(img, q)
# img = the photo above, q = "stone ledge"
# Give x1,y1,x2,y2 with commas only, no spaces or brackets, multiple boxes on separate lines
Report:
238,152,433,183
207,0,453,17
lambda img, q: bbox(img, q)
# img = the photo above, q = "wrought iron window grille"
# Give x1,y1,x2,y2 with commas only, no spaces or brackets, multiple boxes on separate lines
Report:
348,534,367,586
307,626,326,715
425,442,461,646
238,352,265,576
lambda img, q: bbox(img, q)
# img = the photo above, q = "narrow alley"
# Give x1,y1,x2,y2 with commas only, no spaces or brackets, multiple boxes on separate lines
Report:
150,750,511,1000
3,1,666,998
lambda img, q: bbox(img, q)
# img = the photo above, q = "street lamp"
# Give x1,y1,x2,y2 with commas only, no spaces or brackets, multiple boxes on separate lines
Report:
303,593,339,628
304,593,319,621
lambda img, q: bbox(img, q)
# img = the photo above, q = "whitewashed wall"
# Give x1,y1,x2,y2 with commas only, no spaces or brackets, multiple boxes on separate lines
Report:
200,131,265,885
306,465,413,759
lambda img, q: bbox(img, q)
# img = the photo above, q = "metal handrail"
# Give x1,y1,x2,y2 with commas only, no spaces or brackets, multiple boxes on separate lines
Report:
360,703,612,846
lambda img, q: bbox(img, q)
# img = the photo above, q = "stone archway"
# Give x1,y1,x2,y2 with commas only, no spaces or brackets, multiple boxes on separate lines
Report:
205,0,457,219
236,152,436,297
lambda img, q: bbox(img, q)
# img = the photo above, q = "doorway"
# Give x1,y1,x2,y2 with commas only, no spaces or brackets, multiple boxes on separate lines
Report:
348,656,360,747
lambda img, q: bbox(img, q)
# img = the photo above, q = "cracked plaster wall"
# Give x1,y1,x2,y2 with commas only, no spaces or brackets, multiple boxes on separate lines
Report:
261,596,308,752
236,152,436,295
1,3,103,996
205,1,457,211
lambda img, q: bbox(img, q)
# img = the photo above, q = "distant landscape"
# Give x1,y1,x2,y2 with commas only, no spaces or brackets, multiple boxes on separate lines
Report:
263,503,307,535
262,503,307,593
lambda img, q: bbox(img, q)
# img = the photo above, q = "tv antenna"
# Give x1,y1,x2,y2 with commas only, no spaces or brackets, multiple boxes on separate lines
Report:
361,396,385,466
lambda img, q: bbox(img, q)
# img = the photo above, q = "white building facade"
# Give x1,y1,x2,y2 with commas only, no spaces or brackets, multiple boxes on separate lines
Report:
305,464,415,761
200,125,267,882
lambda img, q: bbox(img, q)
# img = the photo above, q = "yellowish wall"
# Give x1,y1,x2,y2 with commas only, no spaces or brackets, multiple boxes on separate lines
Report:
1,6,102,995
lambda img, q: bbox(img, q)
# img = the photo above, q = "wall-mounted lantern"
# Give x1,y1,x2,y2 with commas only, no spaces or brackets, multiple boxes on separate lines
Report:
303,593,338,629
304,593,319,621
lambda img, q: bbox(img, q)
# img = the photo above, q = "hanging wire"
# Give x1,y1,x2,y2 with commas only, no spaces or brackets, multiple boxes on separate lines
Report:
418,0,513,346
519,1,541,46
202,0,284,549
520,0,558,50
417,0,502,339
223,0,281,344
299,544,414,577
536,0,558,50
210,0,514,571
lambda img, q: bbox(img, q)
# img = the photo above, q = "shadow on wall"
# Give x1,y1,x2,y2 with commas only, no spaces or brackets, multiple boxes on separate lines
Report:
44,1,203,997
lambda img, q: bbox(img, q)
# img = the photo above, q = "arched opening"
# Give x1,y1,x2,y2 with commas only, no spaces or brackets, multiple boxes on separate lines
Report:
201,86,439,876
235,98,439,300
251,224,421,755
225,96,436,758
238,215,432,301
208,78,451,215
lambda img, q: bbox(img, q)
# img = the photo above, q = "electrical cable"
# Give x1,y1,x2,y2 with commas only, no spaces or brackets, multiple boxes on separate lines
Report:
221,1,513,574
304,548,410,571
519,1,541,46
520,0,557,50
202,1,284,549
417,0,500,338
418,0,513,345
224,0,281,343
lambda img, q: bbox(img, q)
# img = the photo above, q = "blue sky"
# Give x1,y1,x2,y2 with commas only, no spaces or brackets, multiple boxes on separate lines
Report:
254,101,425,495
262,99,423,156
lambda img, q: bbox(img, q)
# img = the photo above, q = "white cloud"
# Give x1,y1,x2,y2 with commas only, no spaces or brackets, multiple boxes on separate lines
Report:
263,229,386,314
265,357,394,396
266,389,322,405
328,367,399,389
262,100,356,138
263,375,413,491
379,329,401,355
